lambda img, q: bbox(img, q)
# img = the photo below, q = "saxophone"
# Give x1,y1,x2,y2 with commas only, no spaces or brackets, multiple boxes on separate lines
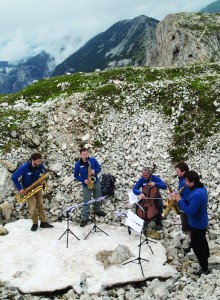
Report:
15,172,49,204
162,181,185,219
87,160,96,190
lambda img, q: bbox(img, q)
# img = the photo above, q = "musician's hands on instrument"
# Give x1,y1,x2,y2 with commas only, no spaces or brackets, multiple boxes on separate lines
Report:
148,181,155,187
84,179,89,185
90,169,95,175
175,193,181,202
140,193,146,199
20,189,27,195
170,191,176,197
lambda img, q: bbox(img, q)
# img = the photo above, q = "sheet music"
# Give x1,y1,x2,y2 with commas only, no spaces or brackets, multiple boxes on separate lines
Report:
125,218,142,234
128,190,139,204
127,210,144,227
59,196,108,215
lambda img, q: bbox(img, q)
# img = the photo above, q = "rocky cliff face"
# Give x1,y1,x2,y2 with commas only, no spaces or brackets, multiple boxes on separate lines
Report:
53,15,159,76
0,51,55,94
147,13,220,67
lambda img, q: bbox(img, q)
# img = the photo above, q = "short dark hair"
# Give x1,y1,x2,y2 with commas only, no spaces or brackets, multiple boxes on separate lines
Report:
31,153,42,161
183,170,200,184
80,147,88,153
175,161,189,172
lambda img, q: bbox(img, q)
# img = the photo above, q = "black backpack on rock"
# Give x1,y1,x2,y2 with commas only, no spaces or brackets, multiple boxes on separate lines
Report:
100,174,116,196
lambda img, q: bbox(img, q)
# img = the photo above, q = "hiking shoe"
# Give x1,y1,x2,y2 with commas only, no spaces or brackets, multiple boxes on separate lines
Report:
95,211,106,217
80,220,88,227
193,269,210,276
31,224,38,231
40,222,54,228
155,223,163,231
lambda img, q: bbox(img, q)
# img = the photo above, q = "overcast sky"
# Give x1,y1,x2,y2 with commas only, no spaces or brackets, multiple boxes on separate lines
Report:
0,0,213,64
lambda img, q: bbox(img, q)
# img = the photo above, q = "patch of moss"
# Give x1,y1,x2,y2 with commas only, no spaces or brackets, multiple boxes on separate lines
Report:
2,140,21,153
94,140,103,147
95,84,119,97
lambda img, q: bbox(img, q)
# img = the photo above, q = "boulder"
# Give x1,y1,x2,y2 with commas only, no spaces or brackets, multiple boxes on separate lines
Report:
96,244,134,268
209,230,220,240
0,225,8,235
0,202,14,220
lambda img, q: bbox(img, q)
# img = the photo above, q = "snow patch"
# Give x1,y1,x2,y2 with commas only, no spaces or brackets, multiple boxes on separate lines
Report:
0,219,176,294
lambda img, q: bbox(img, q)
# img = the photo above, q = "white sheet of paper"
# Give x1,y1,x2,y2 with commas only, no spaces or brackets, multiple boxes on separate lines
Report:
128,190,139,205
127,210,144,227
125,218,142,233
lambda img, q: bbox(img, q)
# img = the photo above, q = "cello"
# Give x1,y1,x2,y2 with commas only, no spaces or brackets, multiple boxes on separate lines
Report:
136,164,159,221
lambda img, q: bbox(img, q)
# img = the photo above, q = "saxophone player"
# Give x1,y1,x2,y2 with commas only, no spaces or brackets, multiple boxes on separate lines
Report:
74,148,106,227
12,153,53,231
175,171,210,276
175,162,191,253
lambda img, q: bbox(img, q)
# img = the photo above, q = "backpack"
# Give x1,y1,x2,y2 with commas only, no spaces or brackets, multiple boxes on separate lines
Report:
100,174,116,196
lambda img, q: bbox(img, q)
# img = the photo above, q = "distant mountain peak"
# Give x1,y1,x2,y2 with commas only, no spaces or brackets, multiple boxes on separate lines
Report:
52,15,159,76
0,51,55,94
200,0,220,13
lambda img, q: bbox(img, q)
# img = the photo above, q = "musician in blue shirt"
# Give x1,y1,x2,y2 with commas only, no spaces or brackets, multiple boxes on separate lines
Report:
175,162,191,253
74,148,106,227
133,167,167,230
176,171,210,276
12,153,53,232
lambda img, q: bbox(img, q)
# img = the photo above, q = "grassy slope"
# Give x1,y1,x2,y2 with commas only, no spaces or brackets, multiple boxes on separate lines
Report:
0,63,219,161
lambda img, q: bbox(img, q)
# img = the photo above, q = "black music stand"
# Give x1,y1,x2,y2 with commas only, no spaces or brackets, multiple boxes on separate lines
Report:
58,211,80,248
139,224,157,254
84,209,108,240
123,228,149,277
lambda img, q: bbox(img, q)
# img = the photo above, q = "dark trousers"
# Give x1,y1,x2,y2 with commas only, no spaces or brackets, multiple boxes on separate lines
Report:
156,198,163,224
191,227,210,271
180,212,191,233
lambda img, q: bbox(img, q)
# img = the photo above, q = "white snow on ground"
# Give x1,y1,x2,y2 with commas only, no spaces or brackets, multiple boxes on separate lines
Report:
0,220,176,294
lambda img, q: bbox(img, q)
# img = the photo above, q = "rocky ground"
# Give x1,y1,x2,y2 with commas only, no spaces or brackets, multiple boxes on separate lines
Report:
0,64,220,299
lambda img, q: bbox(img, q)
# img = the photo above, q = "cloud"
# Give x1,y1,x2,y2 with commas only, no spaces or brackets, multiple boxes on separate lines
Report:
0,0,213,64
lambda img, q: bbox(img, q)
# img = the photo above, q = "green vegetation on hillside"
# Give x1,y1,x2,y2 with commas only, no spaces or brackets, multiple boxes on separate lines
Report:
179,12,220,32
0,63,219,161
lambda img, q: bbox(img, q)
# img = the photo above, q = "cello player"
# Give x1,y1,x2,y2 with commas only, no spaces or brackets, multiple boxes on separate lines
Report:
133,167,167,230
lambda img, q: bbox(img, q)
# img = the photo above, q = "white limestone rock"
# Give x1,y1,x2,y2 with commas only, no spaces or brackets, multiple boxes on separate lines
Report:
0,202,14,221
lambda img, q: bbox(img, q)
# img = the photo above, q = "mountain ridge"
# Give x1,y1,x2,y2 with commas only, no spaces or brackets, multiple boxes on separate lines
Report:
200,0,220,13
52,15,159,76
0,51,55,94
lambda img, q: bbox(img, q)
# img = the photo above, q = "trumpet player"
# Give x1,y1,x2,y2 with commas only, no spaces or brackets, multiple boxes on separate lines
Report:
12,153,53,231
74,148,106,227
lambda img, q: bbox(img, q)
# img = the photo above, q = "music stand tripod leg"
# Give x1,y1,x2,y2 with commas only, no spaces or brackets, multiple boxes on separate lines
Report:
84,208,108,240
123,231,148,277
58,212,80,247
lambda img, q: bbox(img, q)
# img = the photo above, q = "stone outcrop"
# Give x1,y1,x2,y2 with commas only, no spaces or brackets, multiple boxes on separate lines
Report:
0,202,14,221
96,245,134,268
0,162,15,205
147,13,220,67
